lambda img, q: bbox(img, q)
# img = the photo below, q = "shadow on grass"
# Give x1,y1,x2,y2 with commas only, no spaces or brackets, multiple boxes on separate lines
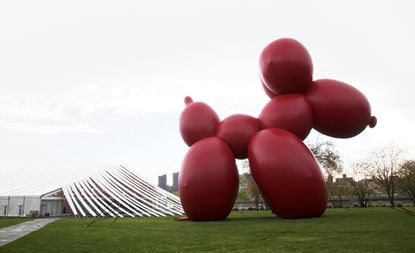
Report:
226,211,335,222
391,207,415,217
226,215,279,222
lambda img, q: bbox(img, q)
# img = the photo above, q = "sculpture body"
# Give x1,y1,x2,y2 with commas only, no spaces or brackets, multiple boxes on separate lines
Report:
178,38,377,221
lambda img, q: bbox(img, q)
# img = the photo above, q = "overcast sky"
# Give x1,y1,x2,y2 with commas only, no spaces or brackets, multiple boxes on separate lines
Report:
1,0,414,184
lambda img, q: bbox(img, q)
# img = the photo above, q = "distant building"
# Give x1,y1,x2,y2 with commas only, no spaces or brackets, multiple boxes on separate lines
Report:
335,174,353,183
172,172,179,192
158,172,179,193
158,174,167,191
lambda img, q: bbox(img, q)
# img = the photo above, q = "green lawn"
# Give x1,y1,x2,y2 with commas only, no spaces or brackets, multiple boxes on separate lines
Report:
0,217,33,229
1,208,414,253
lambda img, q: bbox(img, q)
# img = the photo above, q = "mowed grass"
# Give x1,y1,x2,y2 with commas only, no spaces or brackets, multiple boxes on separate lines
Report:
1,208,414,253
0,217,33,228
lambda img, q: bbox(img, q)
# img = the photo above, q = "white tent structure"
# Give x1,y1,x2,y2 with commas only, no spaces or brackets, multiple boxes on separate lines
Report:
0,165,183,218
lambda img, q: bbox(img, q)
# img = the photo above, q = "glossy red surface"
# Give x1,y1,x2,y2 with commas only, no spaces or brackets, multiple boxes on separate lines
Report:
179,97,220,146
261,78,277,98
179,137,239,221
216,114,261,159
178,38,377,220
248,128,327,218
306,79,372,138
259,94,314,140
260,38,313,95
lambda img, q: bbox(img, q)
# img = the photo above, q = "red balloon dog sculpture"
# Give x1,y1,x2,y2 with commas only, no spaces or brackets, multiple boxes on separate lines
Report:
179,38,377,221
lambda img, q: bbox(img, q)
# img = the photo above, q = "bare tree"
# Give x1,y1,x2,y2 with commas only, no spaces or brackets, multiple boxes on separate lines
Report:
349,161,374,207
235,175,251,202
330,179,352,208
365,144,403,207
397,160,415,206
246,174,262,210
307,139,343,178
240,160,263,209
308,139,343,207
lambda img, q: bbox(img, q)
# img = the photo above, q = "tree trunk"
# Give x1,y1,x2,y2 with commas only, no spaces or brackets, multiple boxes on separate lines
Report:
388,193,395,207
329,196,336,208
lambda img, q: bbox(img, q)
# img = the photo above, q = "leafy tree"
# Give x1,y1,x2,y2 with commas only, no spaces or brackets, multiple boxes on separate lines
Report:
365,144,402,207
397,160,415,206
